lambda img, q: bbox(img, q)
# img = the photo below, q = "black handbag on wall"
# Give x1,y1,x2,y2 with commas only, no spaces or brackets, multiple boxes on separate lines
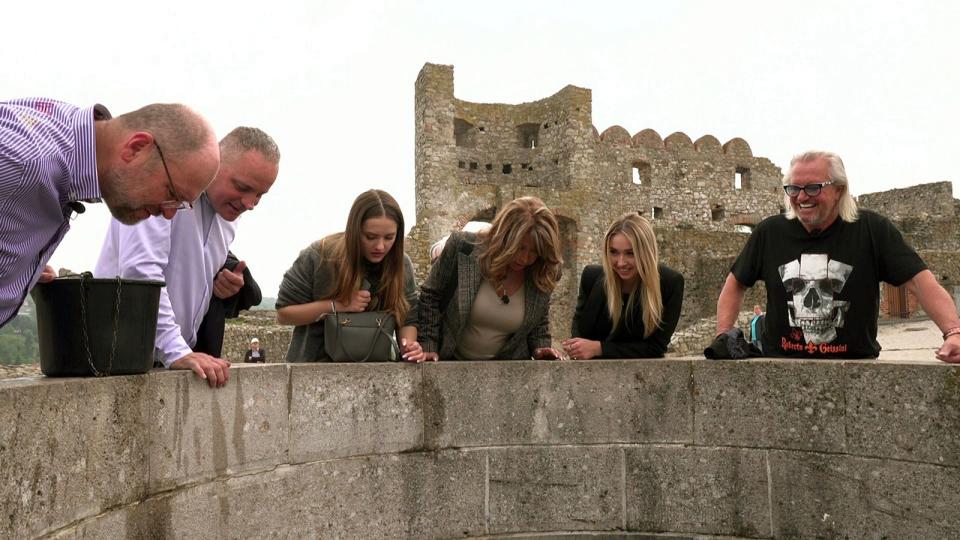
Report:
323,302,400,362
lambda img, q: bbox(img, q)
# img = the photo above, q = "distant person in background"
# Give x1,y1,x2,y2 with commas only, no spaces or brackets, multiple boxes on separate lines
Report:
96,127,280,387
564,212,684,359
0,98,219,329
417,196,564,361
244,337,266,363
749,304,765,348
276,189,425,362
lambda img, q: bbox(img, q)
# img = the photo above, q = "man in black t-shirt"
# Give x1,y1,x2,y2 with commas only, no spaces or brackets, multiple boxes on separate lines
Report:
716,150,960,361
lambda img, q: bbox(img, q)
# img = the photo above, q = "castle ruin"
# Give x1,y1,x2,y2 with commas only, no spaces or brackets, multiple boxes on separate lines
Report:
407,63,783,341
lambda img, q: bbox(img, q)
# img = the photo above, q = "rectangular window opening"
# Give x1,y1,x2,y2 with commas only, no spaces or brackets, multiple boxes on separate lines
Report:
712,206,725,221
632,161,652,186
736,167,752,189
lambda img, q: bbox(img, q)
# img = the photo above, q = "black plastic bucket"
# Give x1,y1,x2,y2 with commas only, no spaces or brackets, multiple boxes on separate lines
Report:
30,275,164,377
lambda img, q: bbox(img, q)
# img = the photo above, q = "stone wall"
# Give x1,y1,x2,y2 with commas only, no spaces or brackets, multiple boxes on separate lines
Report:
858,181,960,256
900,217,960,252
4,360,959,538
858,181,955,221
409,63,783,344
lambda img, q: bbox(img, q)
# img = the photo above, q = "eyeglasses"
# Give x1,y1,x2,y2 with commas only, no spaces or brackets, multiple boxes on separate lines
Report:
154,141,193,210
783,181,834,198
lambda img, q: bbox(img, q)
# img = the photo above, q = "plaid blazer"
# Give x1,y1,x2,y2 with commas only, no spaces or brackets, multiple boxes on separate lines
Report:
417,232,552,359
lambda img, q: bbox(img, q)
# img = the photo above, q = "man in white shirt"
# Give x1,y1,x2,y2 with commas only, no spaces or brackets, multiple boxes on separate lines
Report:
95,127,280,387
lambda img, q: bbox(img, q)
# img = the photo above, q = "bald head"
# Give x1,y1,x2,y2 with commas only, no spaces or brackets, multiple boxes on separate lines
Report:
97,103,220,224
116,104,214,156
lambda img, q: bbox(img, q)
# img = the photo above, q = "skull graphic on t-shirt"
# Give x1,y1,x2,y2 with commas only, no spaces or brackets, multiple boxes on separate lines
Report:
778,254,853,344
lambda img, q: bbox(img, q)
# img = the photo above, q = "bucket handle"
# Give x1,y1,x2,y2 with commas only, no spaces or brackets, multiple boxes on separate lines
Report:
76,272,123,377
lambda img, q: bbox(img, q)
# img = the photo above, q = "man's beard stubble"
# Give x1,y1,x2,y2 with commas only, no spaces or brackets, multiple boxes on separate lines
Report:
99,169,146,225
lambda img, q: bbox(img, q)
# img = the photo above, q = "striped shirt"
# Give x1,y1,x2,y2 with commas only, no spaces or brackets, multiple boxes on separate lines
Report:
0,98,110,327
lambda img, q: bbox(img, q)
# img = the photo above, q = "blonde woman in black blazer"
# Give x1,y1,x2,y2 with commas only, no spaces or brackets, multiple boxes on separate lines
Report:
417,197,564,361
564,212,684,359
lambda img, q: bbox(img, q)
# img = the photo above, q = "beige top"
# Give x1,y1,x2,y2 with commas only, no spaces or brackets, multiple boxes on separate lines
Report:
454,280,525,360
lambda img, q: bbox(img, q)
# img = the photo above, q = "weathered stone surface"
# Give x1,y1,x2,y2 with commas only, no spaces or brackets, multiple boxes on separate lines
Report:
693,359,846,452
146,365,289,492
54,451,485,539
498,531,700,540
50,483,221,539
859,181,955,221
0,376,150,539
6,360,960,538
223,451,485,538
488,447,621,534
288,363,422,462
624,446,768,537
421,360,692,448
844,362,960,466
768,450,960,537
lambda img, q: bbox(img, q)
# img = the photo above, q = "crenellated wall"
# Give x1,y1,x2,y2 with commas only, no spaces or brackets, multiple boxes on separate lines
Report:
3,359,959,538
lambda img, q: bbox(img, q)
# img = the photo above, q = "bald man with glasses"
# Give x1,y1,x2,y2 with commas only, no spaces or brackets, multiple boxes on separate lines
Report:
716,150,960,362
0,98,218,330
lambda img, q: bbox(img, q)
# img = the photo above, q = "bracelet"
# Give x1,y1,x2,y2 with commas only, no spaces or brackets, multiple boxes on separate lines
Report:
315,300,334,323
944,326,960,340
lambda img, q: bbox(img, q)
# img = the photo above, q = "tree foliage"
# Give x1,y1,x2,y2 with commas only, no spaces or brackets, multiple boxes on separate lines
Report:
0,314,39,365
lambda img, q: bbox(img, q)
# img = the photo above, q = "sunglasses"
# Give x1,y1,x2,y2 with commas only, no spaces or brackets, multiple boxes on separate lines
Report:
783,181,834,198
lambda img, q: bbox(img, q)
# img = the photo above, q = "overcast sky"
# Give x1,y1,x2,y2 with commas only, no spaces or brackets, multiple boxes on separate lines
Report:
4,1,958,296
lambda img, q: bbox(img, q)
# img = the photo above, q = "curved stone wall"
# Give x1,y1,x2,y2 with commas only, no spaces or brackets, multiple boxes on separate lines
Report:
3,359,959,538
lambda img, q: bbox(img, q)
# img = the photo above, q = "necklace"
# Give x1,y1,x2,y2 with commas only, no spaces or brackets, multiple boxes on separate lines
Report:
496,270,523,305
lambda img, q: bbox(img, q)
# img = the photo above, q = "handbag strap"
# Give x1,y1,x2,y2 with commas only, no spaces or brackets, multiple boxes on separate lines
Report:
331,303,400,362
358,318,400,362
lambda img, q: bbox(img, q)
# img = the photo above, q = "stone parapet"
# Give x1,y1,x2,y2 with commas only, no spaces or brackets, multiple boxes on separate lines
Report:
3,359,959,538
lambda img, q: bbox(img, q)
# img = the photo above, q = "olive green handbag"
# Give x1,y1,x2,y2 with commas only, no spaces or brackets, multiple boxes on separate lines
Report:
323,302,400,362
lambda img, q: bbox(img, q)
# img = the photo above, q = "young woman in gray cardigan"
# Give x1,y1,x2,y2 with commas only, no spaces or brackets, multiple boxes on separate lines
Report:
275,190,425,362
417,196,565,361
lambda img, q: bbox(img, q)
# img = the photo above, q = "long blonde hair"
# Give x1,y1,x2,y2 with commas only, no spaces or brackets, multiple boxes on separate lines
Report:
600,212,662,337
328,190,409,324
477,196,563,292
